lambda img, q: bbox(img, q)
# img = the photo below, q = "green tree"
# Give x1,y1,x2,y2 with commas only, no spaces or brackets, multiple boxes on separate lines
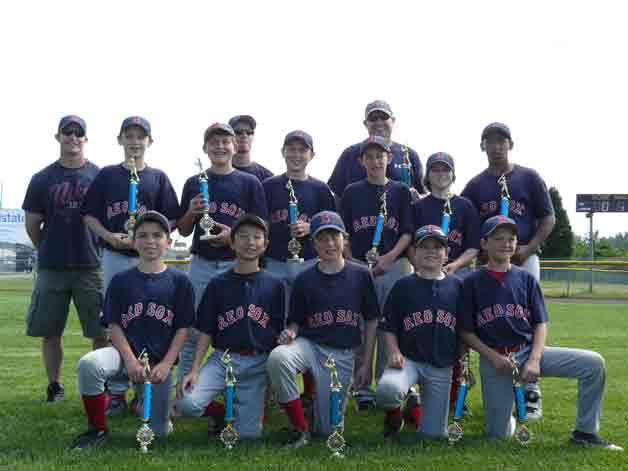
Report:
543,187,574,258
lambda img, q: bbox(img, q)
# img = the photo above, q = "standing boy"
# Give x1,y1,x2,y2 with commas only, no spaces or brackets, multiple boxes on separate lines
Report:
340,136,414,408
377,225,462,439
267,211,379,448
23,115,106,403
70,211,194,449
459,216,622,451
176,214,285,439
81,116,180,414
176,122,268,383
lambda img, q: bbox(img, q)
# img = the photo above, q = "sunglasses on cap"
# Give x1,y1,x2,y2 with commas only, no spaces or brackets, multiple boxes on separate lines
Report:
234,129,254,136
61,127,85,138
366,112,391,122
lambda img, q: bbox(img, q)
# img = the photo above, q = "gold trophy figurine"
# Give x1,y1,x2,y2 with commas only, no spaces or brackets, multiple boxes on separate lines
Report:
324,355,346,458
136,350,155,453
286,179,304,263
195,157,217,240
124,157,140,239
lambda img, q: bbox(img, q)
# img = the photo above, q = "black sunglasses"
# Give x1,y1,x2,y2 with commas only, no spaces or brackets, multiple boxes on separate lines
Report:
61,127,85,138
234,129,254,136
367,112,391,122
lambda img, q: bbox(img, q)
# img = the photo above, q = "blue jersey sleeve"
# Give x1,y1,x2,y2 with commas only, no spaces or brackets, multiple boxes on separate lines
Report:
409,148,425,194
328,147,351,197
340,189,354,237
196,282,217,335
287,276,307,327
379,282,400,335
179,177,196,221
319,184,337,212
156,173,181,221
529,170,554,219
398,185,414,235
459,277,477,333
361,270,380,321
102,274,124,327
462,197,481,250
250,178,269,220
22,173,47,214
173,275,196,329
528,277,549,325
80,170,106,220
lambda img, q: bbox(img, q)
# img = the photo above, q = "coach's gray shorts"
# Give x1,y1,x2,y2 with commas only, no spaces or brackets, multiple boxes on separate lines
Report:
26,267,104,338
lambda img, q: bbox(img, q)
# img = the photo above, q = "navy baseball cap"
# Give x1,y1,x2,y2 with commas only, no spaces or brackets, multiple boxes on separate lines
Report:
58,115,86,133
481,122,512,140
310,211,347,238
133,210,171,237
231,213,269,240
426,152,455,172
283,130,314,151
120,116,151,137
365,100,394,119
229,115,257,130
481,215,518,238
414,225,448,247
360,136,391,155
204,122,236,142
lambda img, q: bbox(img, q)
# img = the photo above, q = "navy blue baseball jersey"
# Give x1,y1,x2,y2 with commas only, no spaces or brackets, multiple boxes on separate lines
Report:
328,142,425,197
264,174,336,262
102,266,195,363
196,269,285,352
22,161,100,269
341,179,414,263
81,164,179,256
180,169,268,261
413,194,481,262
459,266,548,348
461,165,554,245
288,261,380,349
234,162,274,183
379,274,462,368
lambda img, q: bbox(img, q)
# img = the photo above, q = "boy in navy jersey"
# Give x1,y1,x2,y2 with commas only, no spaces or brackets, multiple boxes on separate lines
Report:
176,214,284,439
176,123,268,385
461,122,555,420
460,216,622,451
267,211,379,448
264,130,336,300
412,152,480,276
377,225,462,439
341,136,414,409
82,116,180,414
328,100,425,203
229,115,274,182
23,115,106,404
70,211,194,449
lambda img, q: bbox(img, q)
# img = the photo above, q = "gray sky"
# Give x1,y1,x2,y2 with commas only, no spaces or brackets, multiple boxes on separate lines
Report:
2,0,626,237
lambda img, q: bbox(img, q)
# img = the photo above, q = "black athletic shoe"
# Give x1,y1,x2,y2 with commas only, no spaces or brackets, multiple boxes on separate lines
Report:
46,382,65,403
383,416,404,440
570,431,624,452
70,429,108,450
284,430,310,449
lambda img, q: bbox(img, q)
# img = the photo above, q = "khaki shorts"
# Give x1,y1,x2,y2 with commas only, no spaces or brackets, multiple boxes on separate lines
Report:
26,267,104,338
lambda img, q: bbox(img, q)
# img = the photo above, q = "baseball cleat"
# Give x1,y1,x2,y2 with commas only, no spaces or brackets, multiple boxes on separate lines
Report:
284,430,310,449
46,382,65,403
70,429,108,450
570,431,624,452
383,416,404,440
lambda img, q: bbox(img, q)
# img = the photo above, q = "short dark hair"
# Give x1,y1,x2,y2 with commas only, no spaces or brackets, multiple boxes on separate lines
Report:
230,214,269,242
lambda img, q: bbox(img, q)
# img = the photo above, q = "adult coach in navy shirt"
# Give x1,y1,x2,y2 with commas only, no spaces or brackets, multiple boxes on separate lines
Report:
22,116,107,403
328,100,425,203
229,115,274,182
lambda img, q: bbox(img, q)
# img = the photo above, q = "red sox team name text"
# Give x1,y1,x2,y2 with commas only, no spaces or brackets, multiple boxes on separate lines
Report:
121,302,174,328
403,309,456,333
475,304,531,328
218,304,270,331
306,309,359,329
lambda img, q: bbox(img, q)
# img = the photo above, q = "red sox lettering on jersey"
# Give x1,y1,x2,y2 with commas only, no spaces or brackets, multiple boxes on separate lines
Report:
217,304,271,331
475,303,532,328
121,302,175,328
402,308,456,333
306,309,360,329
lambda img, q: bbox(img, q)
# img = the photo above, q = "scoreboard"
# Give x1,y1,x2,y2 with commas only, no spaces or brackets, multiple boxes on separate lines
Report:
576,194,628,213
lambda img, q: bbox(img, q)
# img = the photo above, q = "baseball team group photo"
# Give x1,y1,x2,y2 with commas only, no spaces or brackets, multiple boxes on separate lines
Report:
3,3,628,470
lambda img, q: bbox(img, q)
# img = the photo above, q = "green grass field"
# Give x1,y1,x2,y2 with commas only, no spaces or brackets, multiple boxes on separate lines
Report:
1,276,626,470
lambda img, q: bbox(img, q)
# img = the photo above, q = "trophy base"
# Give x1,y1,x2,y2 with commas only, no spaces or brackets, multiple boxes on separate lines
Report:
447,422,463,444
287,256,304,264
200,233,219,241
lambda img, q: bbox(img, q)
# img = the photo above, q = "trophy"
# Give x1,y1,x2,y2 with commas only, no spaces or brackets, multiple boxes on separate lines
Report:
124,158,140,239
498,173,510,217
195,157,217,240
509,353,532,444
400,145,413,187
441,192,452,236
286,179,303,263
365,191,388,270
447,354,470,444
324,355,345,458
219,350,240,450
136,350,155,453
